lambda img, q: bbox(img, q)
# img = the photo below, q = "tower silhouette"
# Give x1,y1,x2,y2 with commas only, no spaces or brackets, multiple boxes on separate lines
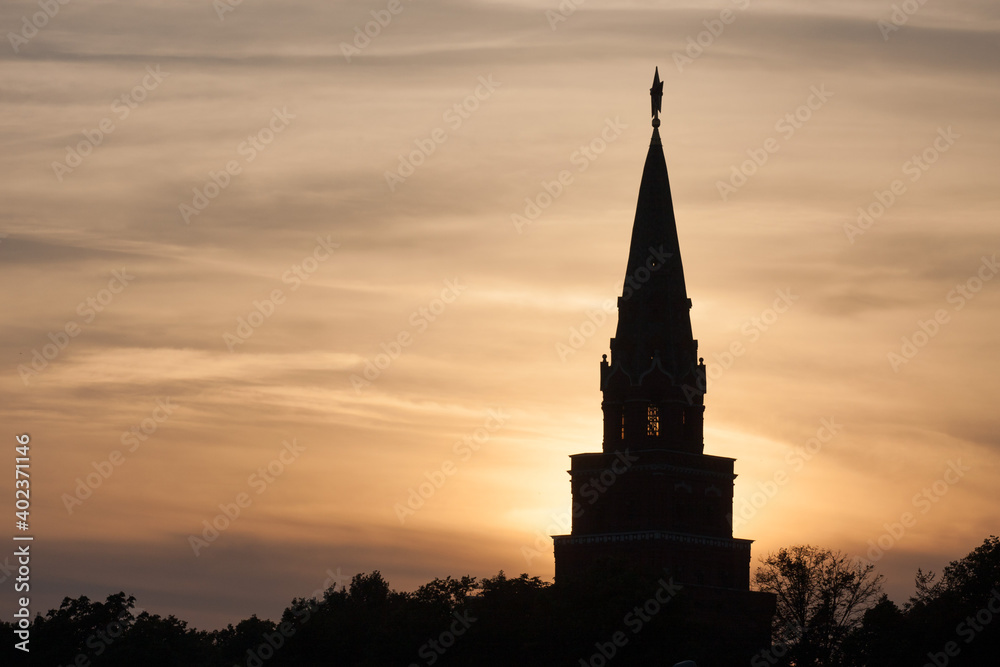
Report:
552,68,774,662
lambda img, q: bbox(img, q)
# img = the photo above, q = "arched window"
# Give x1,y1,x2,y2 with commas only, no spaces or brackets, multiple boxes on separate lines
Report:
647,405,660,436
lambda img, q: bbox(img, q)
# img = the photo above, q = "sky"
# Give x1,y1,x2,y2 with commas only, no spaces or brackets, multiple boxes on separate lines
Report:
1,0,999,631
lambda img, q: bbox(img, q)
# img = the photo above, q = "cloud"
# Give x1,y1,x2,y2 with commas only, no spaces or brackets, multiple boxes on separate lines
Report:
3,0,999,631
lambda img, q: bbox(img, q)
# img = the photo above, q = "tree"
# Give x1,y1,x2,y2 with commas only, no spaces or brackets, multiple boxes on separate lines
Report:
754,545,883,666
413,575,478,613
840,594,907,666
910,534,1000,608
898,535,1000,666
28,592,138,665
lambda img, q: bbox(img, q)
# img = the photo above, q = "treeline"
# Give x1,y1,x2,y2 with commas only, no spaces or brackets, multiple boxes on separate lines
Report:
844,535,1000,666
755,536,1000,666
3,535,998,666
4,570,715,666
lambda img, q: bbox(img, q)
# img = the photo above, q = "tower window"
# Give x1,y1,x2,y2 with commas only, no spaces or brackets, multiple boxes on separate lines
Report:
621,412,626,440
647,406,660,436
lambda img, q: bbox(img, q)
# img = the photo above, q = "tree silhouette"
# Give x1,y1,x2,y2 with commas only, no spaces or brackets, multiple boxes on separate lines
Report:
4,537,995,667
754,545,883,666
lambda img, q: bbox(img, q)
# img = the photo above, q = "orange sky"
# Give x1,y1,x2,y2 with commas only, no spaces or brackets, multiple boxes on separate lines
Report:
2,0,999,630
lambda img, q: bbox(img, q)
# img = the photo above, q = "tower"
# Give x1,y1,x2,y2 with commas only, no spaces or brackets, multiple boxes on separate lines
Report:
552,68,774,661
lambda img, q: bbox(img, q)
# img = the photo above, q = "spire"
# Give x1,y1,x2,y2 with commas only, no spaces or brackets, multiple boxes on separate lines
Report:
609,68,697,381
599,67,705,455
650,67,663,127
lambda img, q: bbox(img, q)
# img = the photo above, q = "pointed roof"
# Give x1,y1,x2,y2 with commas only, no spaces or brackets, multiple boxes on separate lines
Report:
611,71,697,381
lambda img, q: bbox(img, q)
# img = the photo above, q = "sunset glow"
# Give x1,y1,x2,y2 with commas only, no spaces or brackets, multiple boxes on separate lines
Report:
2,0,999,631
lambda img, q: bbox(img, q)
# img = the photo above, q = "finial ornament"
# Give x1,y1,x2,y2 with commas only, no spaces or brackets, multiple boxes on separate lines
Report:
650,67,663,128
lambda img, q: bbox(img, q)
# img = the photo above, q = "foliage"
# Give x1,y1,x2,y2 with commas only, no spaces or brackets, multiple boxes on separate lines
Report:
4,535,998,666
847,535,1000,666
753,544,884,666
